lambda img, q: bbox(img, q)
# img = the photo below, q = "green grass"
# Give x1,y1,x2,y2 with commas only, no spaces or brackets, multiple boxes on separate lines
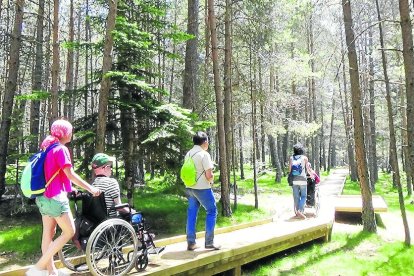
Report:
0,216,43,269
233,165,291,195
242,231,414,276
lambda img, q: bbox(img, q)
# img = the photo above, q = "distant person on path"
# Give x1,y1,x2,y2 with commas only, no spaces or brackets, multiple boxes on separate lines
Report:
185,131,221,251
289,143,309,219
306,162,319,207
91,153,135,217
26,119,101,276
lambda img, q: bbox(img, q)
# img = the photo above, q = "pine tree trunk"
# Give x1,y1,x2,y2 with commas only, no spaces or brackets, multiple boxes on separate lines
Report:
208,0,231,216
64,0,74,119
96,0,117,152
29,0,45,153
342,0,376,232
376,0,401,190
308,14,320,174
248,44,258,209
183,0,199,110
340,25,357,181
397,0,413,245
0,0,25,198
224,0,232,184
368,28,378,184
70,4,81,121
238,124,245,180
327,94,335,171
84,0,90,118
50,0,59,120
268,135,276,168
120,87,135,204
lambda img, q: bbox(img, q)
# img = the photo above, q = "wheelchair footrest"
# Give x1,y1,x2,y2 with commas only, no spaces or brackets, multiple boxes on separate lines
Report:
148,246,165,255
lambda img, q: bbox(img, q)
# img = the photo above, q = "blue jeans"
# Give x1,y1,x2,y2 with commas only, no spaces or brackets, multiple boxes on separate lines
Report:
292,185,307,213
186,188,217,246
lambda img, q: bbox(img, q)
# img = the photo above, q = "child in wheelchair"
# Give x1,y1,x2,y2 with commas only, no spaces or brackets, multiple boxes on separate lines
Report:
65,191,164,274
60,153,165,274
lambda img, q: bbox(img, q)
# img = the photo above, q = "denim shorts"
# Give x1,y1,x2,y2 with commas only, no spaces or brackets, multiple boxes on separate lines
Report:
35,196,70,218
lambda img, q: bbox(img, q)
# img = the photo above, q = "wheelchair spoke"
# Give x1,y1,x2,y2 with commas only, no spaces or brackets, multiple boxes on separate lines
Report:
86,219,138,276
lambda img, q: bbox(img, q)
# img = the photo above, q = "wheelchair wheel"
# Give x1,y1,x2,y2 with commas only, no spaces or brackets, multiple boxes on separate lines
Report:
135,249,148,271
86,218,138,276
58,239,89,272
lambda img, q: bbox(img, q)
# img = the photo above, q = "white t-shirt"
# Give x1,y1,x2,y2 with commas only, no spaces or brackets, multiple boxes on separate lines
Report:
186,145,214,189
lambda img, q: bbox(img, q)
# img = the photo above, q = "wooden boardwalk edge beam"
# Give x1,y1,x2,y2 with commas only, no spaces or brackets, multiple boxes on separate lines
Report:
0,218,274,276
144,222,333,276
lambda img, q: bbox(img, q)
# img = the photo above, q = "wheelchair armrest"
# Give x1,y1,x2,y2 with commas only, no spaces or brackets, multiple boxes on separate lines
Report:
114,203,130,210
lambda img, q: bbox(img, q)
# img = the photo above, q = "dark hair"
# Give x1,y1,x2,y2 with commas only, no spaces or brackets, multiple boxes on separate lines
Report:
293,143,304,155
193,131,209,146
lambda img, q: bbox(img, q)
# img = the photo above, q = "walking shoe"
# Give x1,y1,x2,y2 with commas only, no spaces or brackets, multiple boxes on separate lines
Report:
26,266,48,276
205,244,221,250
187,244,200,251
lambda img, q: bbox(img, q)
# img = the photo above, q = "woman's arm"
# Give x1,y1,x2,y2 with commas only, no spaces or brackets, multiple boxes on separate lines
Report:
63,167,101,196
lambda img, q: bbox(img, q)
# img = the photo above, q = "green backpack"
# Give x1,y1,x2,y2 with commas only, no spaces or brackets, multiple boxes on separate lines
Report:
180,151,204,187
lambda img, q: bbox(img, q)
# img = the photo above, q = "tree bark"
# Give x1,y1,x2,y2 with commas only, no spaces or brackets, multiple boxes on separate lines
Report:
249,43,258,209
50,0,60,120
208,0,231,216
308,13,320,174
29,0,45,153
63,0,74,119
327,93,335,171
368,27,378,184
342,0,376,232
96,0,118,153
0,0,25,198
397,0,413,245
340,24,357,181
224,0,232,183
238,124,245,180
182,0,199,110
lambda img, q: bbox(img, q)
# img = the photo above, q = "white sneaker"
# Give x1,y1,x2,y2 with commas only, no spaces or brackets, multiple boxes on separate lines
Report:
25,266,48,276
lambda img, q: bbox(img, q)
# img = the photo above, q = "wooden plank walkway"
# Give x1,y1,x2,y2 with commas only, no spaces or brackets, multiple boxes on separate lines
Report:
137,216,333,275
334,195,388,212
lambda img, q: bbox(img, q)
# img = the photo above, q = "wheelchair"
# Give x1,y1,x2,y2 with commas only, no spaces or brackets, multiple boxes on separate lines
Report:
58,191,164,276
305,176,320,216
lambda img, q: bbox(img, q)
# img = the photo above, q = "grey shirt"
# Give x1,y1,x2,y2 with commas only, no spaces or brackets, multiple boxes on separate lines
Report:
186,145,214,189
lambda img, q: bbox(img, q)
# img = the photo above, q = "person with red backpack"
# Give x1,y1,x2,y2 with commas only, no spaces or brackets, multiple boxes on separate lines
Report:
289,143,309,219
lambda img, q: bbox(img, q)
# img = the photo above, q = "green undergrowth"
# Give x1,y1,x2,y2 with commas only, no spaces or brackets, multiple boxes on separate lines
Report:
242,231,414,276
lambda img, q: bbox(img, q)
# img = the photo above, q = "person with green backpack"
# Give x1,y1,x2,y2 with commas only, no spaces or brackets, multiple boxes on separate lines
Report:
182,131,221,251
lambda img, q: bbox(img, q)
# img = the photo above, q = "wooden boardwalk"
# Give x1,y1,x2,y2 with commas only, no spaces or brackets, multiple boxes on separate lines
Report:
334,195,388,213
1,170,353,276
137,216,333,275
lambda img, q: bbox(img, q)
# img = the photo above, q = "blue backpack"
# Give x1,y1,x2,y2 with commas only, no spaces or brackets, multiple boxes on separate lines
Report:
20,143,60,198
291,155,303,176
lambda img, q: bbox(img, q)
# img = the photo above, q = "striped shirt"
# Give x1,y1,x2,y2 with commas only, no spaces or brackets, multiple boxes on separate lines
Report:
92,176,120,217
